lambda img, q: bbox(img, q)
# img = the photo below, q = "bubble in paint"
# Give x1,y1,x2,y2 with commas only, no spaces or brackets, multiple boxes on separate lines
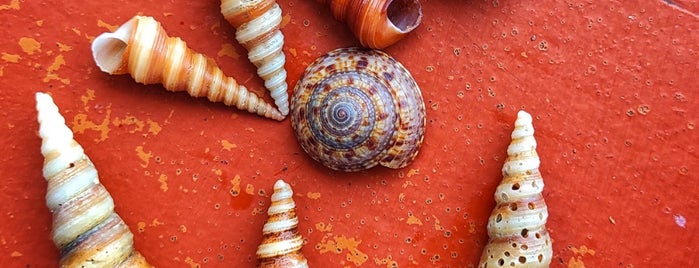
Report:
674,214,686,228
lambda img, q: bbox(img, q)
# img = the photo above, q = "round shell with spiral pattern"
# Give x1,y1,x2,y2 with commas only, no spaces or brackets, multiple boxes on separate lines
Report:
291,47,426,172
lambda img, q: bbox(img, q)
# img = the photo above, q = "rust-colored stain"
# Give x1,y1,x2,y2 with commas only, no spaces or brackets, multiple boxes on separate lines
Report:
1,0,697,267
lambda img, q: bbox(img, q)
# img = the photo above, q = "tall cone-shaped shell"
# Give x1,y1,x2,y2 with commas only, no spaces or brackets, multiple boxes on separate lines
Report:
316,0,423,49
220,0,290,116
478,111,553,268
35,92,152,267
256,180,308,268
91,15,283,121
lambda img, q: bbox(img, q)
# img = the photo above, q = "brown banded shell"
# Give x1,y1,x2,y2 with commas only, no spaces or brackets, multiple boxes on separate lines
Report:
257,180,308,268
290,47,426,172
35,92,152,267
478,110,553,268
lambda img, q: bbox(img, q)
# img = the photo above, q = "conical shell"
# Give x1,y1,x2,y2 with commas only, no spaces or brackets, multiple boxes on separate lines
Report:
478,110,553,268
221,0,290,116
91,15,283,121
316,0,423,49
256,180,308,268
35,92,152,267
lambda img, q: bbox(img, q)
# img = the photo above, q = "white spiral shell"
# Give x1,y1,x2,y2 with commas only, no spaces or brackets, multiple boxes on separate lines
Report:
221,0,289,116
479,110,553,268
36,92,152,267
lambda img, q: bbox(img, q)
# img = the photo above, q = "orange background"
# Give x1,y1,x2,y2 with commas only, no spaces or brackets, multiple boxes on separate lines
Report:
1,0,697,267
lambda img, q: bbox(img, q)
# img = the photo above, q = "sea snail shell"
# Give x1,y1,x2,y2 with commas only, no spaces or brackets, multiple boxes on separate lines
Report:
257,180,309,268
316,0,423,49
479,111,553,268
91,15,284,121
220,0,290,116
35,92,152,267
291,48,426,172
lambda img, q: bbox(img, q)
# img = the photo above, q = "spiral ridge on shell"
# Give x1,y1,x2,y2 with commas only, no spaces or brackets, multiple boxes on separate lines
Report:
316,0,423,49
221,0,290,116
479,110,552,268
257,180,308,268
36,92,152,267
291,47,426,172
91,15,283,121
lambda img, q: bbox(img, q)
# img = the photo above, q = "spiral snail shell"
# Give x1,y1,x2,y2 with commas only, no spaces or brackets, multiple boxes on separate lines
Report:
91,15,284,121
290,47,426,172
316,0,423,49
220,0,290,116
35,92,152,267
478,111,553,268
257,180,308,268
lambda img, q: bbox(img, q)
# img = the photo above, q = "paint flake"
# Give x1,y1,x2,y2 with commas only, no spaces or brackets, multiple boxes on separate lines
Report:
1,53,21,63
42,54,70,84
316,235,368,266
307,192,322,199
135,145,153,168
158,174,169,192
72,108,112,142
19,37,41,55
0,0,19,10
220,139,237,151
97,19,118,31
217,43,239,59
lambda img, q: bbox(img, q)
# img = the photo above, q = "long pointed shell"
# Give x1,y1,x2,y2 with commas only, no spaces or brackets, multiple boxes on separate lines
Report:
35,92,152,267
316,0,423,49
220,0,290,116
479,111,553,268
256,180,308,268
91,15,283,121
291,47,426,171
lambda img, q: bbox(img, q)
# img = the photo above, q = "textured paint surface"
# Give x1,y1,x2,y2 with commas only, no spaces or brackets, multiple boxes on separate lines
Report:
0,0,697,267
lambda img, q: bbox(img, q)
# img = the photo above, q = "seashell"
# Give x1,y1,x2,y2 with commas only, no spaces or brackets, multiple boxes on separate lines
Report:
91,15,284,121
478,110,553,268
220,0,290,116
316,0,423,49
257,179,308,268
35,92,152,267
290,47,426,172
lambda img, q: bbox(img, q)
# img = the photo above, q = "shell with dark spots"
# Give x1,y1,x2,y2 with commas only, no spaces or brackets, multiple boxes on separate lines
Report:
291,47,426,172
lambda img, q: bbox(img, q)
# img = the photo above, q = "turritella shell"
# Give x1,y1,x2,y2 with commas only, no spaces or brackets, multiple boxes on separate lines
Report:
478,110,553,268
316,0,423,49
35,92,152,267
257,179,308,268
91,15,284,121
220,0,290,116
291,47,426,172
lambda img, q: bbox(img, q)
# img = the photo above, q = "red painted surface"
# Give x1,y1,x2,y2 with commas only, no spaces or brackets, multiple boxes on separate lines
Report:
0,0,697,267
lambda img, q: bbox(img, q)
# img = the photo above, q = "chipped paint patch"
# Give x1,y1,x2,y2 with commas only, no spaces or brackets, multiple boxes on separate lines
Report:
316,234,368,266
158,174,169,192
10,251,22,257
97,19,118,32
220,139,237,151
56,42,72,52
405,213,423,226
245,183,255,195
1,53,21,63
184,256,201,268
567,245,596,268
217,43,239,59
43,54,70,84
307,192,322,199
0,0,19,10
80,89,95,108
230,174,241,196
19,37,40,55
72,109,112,142
315,222,333,232
135,145,153,168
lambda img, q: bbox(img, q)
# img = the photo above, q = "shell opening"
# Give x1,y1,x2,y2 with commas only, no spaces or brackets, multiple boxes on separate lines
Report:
91,18,136,74
386,0,423,33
